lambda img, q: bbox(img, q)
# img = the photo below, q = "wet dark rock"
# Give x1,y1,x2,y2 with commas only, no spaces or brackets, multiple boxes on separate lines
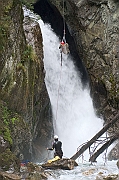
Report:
96,174,118,180
108,144,119,161
117,159,119,169
0,172,21,180
0,0,53,170
20,162,49,179
0,162,50,180
0,148,20,172
47,0,119,119
0,136,9,153
42,158,78,170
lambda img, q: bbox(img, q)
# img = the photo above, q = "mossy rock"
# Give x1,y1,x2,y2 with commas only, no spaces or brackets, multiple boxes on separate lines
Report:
0,148,20,171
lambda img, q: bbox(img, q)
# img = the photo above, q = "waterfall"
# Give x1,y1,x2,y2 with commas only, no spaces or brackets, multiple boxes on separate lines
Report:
39,20,104,159
23,8,118,179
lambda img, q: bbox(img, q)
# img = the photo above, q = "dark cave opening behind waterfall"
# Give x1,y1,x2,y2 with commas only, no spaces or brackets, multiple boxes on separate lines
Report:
33,0,89,86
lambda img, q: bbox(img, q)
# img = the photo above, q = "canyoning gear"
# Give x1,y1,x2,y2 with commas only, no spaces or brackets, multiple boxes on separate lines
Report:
59,0,70,56
47,138,63,159
61,41,65,45
47,156,60,163
53,139,63,158
62,0,66,43
59,42,70,55
54,135,58,140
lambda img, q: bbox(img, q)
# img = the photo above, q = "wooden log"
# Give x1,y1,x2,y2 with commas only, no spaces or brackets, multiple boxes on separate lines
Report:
70,112,119,160
89,135,118,162
42,158,78,170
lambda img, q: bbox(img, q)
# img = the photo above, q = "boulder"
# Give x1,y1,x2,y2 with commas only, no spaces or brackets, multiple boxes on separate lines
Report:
42,158,78,170
96,174,118,180
116,159,119,169
0,172,21,180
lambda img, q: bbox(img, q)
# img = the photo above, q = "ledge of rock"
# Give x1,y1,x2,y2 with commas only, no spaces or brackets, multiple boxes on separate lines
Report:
0,172,21,180
42,158,78,170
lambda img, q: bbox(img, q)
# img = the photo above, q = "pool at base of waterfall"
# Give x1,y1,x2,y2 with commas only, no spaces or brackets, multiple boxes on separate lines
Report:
47,161,118,180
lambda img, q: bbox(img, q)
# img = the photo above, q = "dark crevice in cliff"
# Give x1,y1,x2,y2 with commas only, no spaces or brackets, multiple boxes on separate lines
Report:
33,0,89,87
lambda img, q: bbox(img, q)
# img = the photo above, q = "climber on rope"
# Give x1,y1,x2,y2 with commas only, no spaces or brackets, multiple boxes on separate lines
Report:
59,0,70,66
59,39,70,55
59,39,70,66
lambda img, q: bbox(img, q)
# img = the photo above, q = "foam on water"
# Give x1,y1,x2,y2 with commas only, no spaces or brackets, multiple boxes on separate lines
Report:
48,161,118,180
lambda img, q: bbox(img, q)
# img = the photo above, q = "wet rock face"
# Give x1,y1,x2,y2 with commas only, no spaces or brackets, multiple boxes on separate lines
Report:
0,162,50,179
23,15,53,162
0,0,53,167
0,0,32,167
48,0,119,118
42,158,78,170
22,1,119,116
88,0,108,4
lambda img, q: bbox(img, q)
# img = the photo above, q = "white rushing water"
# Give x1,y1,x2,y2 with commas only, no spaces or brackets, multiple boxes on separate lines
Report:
23,8,118,179
39,20,104,159
47,161,118,180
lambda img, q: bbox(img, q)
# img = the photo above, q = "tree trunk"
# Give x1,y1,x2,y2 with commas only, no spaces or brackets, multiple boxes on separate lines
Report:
70,112,119,160
89,135,118,162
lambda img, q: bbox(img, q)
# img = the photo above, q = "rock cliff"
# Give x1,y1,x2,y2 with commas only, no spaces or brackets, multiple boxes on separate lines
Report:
0,0,53,170
0,0,119,170
48,0,119,119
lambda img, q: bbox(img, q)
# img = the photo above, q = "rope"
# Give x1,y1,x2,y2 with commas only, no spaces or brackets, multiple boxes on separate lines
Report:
55,64,63,122
62,0,66,42
61,52,63,66
103,131,108,165
54,0,65,123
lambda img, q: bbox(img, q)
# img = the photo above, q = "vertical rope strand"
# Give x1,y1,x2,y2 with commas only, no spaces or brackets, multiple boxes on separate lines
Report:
54,0,65,127
62,0,66,42
55,65,63,122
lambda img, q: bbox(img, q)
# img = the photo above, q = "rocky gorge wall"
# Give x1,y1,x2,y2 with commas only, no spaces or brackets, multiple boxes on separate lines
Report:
0,0,53,170
48,0,119,120
0,0,119,170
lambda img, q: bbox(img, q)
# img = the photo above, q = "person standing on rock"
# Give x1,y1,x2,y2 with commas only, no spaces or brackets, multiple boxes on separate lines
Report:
47,135,63,159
